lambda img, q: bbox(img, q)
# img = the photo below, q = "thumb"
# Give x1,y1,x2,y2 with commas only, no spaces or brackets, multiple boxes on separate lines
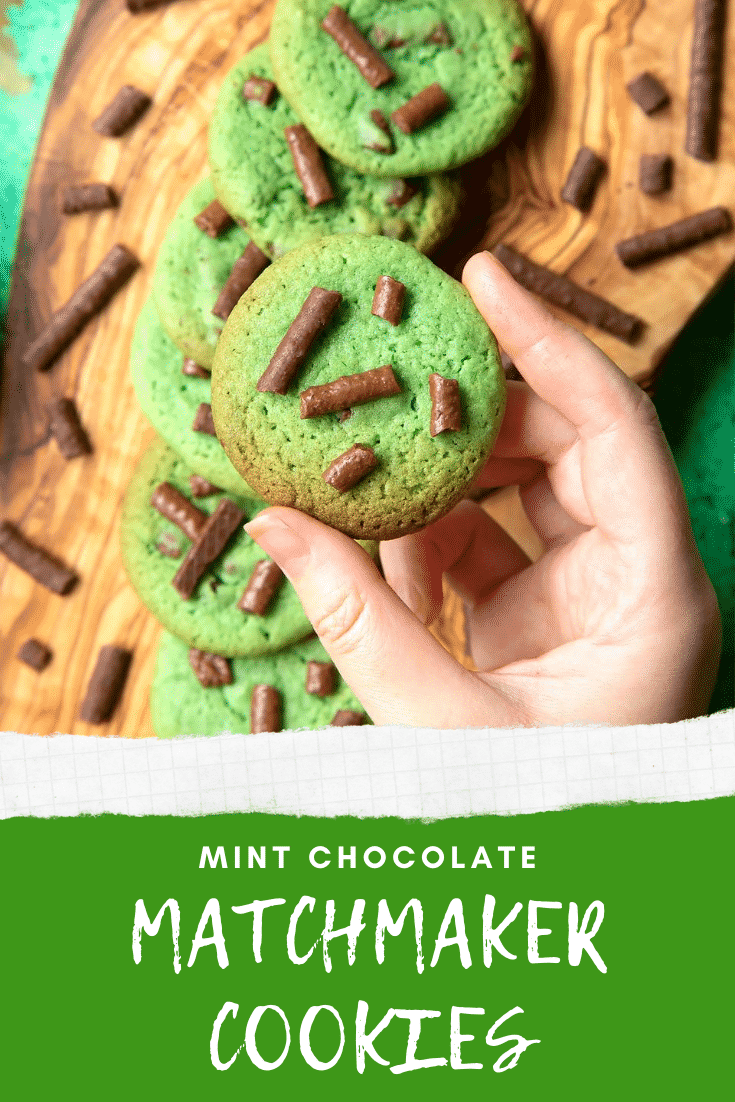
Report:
243,507,505,727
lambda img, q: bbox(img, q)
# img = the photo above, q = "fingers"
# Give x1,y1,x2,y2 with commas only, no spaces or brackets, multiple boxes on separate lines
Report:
243,507,514,727
520,472,590,549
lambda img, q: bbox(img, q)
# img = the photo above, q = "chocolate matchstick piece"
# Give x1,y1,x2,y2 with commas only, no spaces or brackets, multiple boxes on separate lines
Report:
331,709,366,726
367,109,394,153
429,373,462,435
321,5,394,88
323,444,377,492
306,661,337,697
426,23,453,45
92,85,151,137
0,521,78,594
238,560,285,615
626,72,670,114
182,356,210,378
21,244,140,372
616,207,732,268
151,483,207,542
386,180,417,208
284,125,335,208
192,403,217,436
189,475,221,497
251,684,282,733
47,397,92,459
510,45,526,62
212,242,270,320
243,74,277,105
301,365,401,418
156,532,183,558
391,83,450,134
372,275,405,325
79,645,132,723
62,183,117,215
257,287,342,394
17,639,53,672
194,199,235,238
189,649,233,688
639,154,673,195
172,499,246,599
493,244,643,344
686,0,726,161
561,147,606,212
126,0,177,10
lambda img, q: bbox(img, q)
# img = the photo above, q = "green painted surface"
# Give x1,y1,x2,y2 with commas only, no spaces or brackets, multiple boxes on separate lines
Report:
1,0,732,710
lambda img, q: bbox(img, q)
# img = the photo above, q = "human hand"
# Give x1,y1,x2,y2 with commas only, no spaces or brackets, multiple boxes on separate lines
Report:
244,252,721,727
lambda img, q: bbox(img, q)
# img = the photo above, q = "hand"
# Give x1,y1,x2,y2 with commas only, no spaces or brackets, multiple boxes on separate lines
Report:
244,252,721,727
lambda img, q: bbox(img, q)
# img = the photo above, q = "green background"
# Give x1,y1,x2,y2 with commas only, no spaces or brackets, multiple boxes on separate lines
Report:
1,800,732,1097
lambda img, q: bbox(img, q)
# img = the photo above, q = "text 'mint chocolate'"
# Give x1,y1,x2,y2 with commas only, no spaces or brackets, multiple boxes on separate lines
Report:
372,275,405,324
301,365,401,418
194,199,235,238
322,5,394,88
561,147,606,212
391,83,450,134
182,356,210,378
639,154,673,195
189,649,233,688
17,639,52,672
285,125,335,208
323,444,377,492
626,72,669,114
251,684,282,733
306,661,337,697
79,645,133,723
62,183,117,215
47,397,92,459
238,560,285,615
243,74,277,106
92,85,151,137
192,403,217,436
493,244,643,344
151,483,207,541
172,499,246,599
331,709,366,726
616,207,732,268
212,242,270,320
0,521,78,594
189,475,221,497
257,287,342,394
429,374,462,435
22,244,139,372
686,0,726,161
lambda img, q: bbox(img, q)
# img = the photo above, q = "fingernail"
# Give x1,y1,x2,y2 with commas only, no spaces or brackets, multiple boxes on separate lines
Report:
244,512,311,578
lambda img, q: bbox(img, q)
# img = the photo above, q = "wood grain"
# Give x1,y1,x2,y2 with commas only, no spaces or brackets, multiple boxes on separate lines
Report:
1,0,733,737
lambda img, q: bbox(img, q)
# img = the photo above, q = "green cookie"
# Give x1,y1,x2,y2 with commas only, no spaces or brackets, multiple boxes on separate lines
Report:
150,631,368,738
152,177,254,370
208,44,461,257
130,295,254,497
121,438,316,657
211,234,505,541
269,0,533,177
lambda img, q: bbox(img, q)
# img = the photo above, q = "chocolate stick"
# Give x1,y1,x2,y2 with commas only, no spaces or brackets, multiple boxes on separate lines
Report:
306,661,337,697
251,684,282,733
22,244,140,372
257,287,342,394
561,147,606,212
391,83,450,134
192,403,217,436
238,560,285,615
387,180,417,208
372,275,405,324
323,444,377,492
0,521,78,594
321,5,394,88
301,365,401,418
429,374,462,435
79,645,132,723
284,125,335,208
47,397,92,459
639,154,673,195
626,72,669,114
493,244,643,343
212,242,270,320
243,74,277,105
151,483,207,542
182,356,210,378
62,183,117,215
189,475,221,497
686,0,726,161
616,207,732,268
92,85,151,137
17,639,53,671
194,199,235,238
331,709,366,726
189,649,233,687
172,499,246,599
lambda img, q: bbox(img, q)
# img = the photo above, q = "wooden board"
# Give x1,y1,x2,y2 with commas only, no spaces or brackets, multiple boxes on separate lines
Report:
1,0,733,738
